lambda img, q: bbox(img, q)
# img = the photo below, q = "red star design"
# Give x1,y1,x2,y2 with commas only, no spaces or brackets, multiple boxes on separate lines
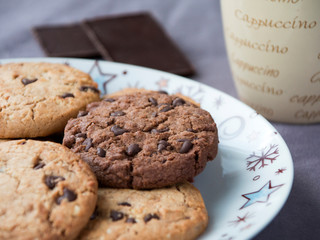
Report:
156,78,169,89
229,212,253,226
275,168,286,175
237,216,246,222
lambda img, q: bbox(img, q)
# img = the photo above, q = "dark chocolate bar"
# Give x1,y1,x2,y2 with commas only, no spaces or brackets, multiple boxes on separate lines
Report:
82,13,194,76
33,24,100,58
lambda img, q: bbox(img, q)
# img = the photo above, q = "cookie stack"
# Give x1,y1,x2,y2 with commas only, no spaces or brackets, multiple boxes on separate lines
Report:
0,62,218,240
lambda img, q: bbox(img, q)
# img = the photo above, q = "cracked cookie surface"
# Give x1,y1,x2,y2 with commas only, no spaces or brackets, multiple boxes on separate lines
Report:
79,182,208,240
0,62,100,138
63,91,218,189
0,140,98,240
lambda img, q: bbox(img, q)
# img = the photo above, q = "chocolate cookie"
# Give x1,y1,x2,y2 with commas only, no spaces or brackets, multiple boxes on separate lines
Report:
0,62,100,138
0,140,98,240
107,88,201,107
79,182,208,240
63,90,218,189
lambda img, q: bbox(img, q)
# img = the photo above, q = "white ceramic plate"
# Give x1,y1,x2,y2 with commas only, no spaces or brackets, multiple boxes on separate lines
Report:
2,58,294,240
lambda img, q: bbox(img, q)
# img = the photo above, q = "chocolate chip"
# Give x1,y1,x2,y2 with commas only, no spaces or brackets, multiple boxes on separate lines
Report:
126,217,136,223
195,152,199,162
60,93,74,98
104,98,115,102
144,213,160,223
158,90,168,95
111,125,127,136
79,85,100,93
64,137,75,148
126,144,141,156
77,111,88,117
159,104,172,112
111,111,125,116
75,133,87,138
186,128,196,133
151,127,169,134
64,189,77,201
158,140,170,152
21,78,37,85
45,176,65,189
83,138,93,151
179,140,193,153
33,162,45,170
160,128,169,133
90,207,99,220
97,147,106,157
148,97,158,106
118,202,131,207
172,97,185,106
159,140,169,145
177,139,188,142
110,210,124,221
56,188,77,204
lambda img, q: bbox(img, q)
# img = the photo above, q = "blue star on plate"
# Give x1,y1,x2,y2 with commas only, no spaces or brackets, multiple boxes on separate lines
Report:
240,181,284,209
88,60,117,94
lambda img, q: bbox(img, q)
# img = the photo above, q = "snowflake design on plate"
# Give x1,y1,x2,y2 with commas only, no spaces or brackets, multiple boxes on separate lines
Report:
246,144,279,171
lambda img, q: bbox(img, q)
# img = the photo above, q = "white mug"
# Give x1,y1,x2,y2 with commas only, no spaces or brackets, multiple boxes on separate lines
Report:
221,0,320,123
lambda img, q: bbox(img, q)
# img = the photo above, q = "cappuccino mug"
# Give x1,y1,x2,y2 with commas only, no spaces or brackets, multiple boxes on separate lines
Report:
221,0,320,123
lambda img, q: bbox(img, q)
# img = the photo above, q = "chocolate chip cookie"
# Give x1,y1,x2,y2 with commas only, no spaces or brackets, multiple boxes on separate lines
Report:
0,140,98,240
79,182,208,240
0,62,100,138
63,90,218,189
107,87,201,107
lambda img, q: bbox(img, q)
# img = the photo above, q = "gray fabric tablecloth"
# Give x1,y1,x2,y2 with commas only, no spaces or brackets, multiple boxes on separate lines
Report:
0,0,319,239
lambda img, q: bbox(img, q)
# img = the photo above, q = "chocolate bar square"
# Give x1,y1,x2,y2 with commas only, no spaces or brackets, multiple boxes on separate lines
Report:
82,13,194,76
33,24,100,58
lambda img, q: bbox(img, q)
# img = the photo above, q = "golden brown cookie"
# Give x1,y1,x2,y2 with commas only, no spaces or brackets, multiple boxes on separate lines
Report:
79,182,208,240
0,62,100,138
0,140,98,240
